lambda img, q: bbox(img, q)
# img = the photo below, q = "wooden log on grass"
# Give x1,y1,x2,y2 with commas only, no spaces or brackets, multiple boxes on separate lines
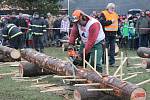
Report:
0,45,21,61
21,49,147,100
142,59,150,69
137,47,150,58
19,62,53,77
74,86,105,100
74,86,120,100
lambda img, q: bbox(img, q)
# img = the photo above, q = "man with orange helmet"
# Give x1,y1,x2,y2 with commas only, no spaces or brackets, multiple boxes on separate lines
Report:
69,10,105,73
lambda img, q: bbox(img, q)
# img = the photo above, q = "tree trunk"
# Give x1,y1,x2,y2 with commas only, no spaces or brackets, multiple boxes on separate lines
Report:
19,62,53,77
21,49,146,100
0,45,21,61
137,47,150,58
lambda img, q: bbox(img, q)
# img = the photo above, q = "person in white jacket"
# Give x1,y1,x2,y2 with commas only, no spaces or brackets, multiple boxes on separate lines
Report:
60,15,70,39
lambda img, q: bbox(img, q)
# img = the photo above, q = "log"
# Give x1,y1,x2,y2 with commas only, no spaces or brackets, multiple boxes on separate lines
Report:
74,86,120,100
74,86,105,100
19,62,53,77
21,49,74,76
0,45,21,61
137,47,150,58
142,59,150,69
21,49,147,100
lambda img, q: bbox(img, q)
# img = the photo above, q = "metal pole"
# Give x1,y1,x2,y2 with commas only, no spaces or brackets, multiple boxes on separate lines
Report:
67,0,70,16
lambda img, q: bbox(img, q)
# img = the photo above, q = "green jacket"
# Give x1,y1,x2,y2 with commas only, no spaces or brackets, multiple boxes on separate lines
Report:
121,22,129,37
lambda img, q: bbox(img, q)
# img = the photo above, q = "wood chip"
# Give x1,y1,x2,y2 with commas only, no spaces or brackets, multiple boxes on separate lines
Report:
40,86,65,93
31,83,56,88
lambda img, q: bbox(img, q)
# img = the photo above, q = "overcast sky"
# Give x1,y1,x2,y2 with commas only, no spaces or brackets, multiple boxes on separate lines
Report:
60,0,150,15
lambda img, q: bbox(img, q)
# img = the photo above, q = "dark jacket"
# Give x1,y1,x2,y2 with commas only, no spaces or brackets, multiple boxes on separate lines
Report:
9,17,18,25
2,24,22,40
53,18,62,34
16,17,28,33
30,18,46,35
136,16,150,35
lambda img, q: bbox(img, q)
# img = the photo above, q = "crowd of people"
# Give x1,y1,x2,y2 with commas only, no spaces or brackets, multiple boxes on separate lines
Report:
0,11,70,51
91,8,150,49
0,2,149,73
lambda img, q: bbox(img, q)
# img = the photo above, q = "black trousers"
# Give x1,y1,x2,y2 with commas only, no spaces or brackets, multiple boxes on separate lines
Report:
9,34,24,49
32,35,44,52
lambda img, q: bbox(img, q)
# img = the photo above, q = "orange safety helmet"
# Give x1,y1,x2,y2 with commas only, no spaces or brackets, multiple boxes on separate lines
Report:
72,10,83,22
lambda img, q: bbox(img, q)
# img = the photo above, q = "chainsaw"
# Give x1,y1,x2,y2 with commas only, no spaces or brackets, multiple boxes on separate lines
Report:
67,46,82,66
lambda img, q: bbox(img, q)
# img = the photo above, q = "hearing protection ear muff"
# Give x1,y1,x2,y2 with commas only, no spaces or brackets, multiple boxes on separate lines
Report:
79,14,87,21
82,15,87,21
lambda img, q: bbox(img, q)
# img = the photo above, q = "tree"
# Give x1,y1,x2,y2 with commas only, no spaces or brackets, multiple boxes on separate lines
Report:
0,0,63,14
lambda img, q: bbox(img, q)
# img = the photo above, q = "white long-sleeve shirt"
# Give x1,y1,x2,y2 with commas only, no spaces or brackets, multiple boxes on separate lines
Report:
60,18,70,33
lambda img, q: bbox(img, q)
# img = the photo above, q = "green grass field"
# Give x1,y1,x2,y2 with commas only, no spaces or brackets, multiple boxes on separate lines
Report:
0,47,149,100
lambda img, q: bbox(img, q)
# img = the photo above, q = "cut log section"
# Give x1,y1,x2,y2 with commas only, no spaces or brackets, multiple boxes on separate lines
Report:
0,45,21,61
19,62,53,77
21,49,147,100
142,59,150,69
74,86,121,100
137,47,150,58
74,86,104,100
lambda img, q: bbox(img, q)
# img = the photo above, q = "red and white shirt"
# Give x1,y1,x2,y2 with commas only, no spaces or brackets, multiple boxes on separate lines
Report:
69,17,105,54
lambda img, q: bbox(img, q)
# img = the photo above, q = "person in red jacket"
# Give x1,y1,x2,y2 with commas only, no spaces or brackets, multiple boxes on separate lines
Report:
69,10,105,73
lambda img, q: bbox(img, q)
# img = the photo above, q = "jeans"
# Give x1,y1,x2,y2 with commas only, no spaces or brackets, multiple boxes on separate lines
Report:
33,35,44,52
79,42,103,72
42,32,49,47
139,34,150,47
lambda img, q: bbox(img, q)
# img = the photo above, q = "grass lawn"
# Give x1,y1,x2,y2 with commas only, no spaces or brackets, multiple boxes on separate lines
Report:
0,47,149,100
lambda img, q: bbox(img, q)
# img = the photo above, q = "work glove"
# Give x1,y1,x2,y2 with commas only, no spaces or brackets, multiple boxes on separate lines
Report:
73,54,83,66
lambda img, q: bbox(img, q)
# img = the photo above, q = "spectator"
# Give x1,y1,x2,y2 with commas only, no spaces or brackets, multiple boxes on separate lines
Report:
30,12,46,52
99,3,119,67
136,11,150,47
145,10,150,17
46,13,56,44
60,15,70,39
9,12,18,25
41,14,49,47
52,15,62,46
16,12,28,48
